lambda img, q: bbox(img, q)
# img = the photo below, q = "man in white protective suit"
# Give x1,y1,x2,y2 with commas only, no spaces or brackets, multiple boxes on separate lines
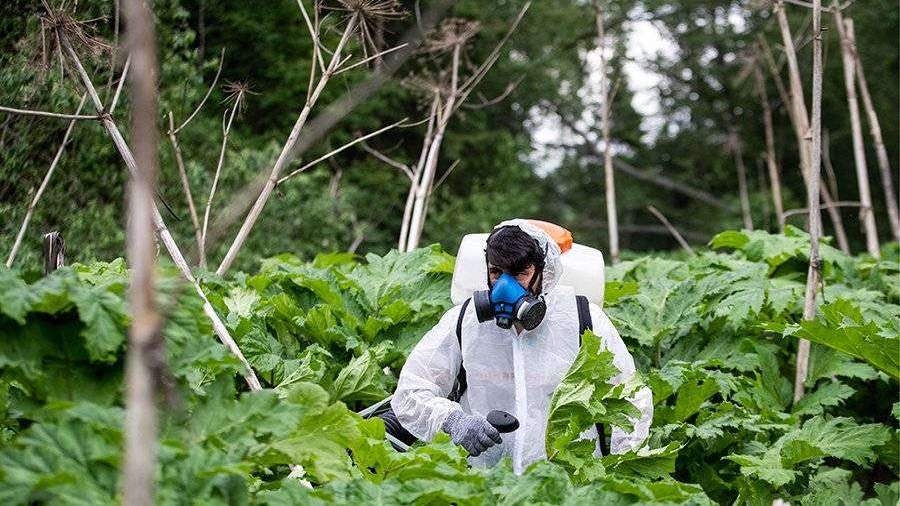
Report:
390,219,653,474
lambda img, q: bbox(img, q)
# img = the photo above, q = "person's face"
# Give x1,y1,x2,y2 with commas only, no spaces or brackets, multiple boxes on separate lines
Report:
488,263,537,293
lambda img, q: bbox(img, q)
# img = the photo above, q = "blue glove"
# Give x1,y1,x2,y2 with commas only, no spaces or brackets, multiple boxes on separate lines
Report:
441,410,503,456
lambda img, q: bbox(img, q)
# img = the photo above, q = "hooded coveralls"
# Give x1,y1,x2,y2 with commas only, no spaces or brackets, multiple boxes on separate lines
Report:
391,220,654,474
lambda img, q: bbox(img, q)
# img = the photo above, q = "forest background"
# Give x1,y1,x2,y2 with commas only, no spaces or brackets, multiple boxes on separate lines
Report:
1,0,898,270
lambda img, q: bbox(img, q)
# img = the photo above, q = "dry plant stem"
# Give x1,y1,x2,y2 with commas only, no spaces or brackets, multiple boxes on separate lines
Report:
821,130,840,198
172,48,225,135
783,200,860,220
276,118,408,185
109,54,132,115
201,106,239,265
754,65,785,232
647,205,695,256
0,105,98,120
216,15,358,275
167,112,203,267
774,0,850,253
405,45,460,252
121,0,161,502
848,22,900,241
730,130,754,230
399,94,439,249
595,0,619,263
795,0,823,403
58,30,262,392
6,93,87,268
833,13,879,256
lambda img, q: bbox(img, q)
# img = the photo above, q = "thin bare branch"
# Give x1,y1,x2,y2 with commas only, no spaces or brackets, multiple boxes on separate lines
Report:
201,106,239,265
646,205,696,256
0,105,100,120
6,93,88,268
430,158,459,193
171,48,225,135
166,112,203,266
109,53,131,115
277,117,408,185
361,141,414,180
453,2,531,114
460,75,523,109
335,42,409,75
783,200,861,219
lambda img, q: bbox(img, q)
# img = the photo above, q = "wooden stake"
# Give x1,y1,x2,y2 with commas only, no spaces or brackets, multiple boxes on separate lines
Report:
834,13,880,256
594,0,619,263
795,0,824,403
121,0,162,502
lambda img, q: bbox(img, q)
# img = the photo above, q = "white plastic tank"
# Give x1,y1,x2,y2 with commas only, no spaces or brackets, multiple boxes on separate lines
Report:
450,233,606,307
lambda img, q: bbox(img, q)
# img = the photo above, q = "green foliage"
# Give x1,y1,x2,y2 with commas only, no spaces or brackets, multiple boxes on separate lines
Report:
0,231,897,504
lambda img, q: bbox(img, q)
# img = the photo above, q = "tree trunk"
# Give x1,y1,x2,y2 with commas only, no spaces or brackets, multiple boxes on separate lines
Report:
121,0,162,503
847,19,900,241
594,1,619,263
795,0,824,403
753,65,785,232
834,14,880,256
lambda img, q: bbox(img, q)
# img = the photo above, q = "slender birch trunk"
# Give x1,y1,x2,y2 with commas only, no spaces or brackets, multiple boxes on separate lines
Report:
216,16,357,275
121,0,161,503
834,13,880,256
847,21,900,241
6,93,87,267
774,0,850,253
795,0,824,403
595,0,619,263
58,30,262,392
730,129,754,231
753,65,785,232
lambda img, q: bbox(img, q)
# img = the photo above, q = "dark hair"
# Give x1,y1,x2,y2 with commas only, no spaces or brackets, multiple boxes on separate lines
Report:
485,226,545,276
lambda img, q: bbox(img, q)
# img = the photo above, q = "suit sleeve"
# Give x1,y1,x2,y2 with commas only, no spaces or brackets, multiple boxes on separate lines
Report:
390,304,465,441
589,303,654,454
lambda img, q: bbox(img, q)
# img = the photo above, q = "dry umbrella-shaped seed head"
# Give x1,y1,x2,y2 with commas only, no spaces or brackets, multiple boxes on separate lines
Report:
38,0,111,70
419,18,480,54
221,81,257,118
326,0,408,61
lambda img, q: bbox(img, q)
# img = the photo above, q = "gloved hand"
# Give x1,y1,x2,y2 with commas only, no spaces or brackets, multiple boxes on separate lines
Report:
441,410,503,456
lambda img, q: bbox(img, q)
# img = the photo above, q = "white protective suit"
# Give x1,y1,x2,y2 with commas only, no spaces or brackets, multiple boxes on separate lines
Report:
391,220,654,474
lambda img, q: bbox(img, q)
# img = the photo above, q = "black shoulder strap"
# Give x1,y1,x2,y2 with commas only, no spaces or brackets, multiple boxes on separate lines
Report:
576,294,592,341
575,295,610,456
447,298,471,403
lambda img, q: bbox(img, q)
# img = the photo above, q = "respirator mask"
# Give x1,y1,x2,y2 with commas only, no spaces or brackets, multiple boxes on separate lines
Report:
473,272,546,330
